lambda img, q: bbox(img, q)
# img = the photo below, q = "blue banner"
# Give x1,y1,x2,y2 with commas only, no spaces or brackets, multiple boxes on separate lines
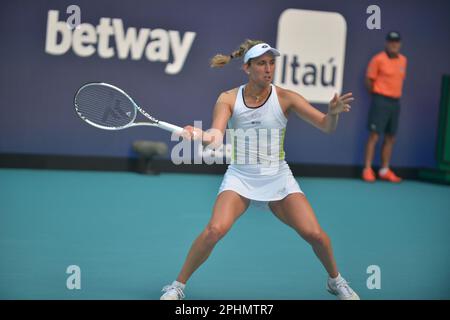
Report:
1,0,449,167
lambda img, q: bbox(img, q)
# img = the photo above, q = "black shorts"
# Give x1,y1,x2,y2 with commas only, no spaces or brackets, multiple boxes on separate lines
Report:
367,93,401,135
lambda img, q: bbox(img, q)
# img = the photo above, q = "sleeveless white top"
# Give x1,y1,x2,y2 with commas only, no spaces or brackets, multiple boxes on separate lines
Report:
228,84,287,174
218,84,303,207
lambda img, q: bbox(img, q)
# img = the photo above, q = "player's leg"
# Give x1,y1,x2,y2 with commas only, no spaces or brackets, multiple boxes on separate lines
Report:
161,191,249,299
269,193,359,300
269,193,338,277
177,191,249,283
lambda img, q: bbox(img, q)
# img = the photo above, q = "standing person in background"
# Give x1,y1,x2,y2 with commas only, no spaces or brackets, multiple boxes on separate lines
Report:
363,31,407,183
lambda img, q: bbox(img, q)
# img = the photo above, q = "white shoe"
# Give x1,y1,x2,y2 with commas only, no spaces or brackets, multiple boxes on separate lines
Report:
160,281,186,300
327,276,360,300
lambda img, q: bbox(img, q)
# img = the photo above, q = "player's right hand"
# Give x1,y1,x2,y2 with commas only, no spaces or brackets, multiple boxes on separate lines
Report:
182,125,202,140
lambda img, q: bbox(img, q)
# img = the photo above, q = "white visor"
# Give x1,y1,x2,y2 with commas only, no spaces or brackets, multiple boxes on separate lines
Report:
243,43,281,63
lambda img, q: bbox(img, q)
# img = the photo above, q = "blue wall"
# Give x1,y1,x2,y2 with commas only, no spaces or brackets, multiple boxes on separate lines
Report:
1,0,449,168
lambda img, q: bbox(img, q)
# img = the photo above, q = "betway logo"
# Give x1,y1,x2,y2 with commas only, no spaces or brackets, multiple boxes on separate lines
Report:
44,10,196,75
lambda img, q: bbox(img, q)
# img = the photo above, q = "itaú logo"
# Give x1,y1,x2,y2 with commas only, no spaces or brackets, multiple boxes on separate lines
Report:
44,10,196,75
274,9,347,104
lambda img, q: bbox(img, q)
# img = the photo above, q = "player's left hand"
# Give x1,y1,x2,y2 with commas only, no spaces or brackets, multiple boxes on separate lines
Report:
328,92,354,115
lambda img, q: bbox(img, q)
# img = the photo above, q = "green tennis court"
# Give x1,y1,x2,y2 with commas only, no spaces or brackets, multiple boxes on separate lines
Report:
0,168,449,299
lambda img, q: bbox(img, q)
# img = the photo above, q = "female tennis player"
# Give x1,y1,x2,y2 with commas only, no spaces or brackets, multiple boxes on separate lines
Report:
160,40,359,300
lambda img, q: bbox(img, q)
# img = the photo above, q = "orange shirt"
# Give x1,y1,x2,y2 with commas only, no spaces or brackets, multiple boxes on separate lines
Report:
366,51,407,99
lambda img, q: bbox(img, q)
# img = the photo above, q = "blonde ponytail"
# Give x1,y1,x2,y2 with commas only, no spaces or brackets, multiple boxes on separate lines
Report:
210,39,264,68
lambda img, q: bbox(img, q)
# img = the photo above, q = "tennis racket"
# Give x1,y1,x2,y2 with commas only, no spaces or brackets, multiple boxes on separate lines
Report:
74,82,184,134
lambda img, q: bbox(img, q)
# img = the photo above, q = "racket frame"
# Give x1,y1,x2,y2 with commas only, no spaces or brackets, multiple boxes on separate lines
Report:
74,82,183,133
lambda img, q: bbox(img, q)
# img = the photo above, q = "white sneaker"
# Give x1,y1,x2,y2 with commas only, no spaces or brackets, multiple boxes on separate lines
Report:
160,281,186,300
327,276,360,300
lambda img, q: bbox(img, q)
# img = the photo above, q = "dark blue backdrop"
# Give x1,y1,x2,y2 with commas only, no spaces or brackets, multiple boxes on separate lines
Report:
1,0,449,168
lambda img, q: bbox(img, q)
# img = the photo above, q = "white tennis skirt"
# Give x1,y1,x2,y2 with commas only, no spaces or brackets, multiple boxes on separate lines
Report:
217,161,304,210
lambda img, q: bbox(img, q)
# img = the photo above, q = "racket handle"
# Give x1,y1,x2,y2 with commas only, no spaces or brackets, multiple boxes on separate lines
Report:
157,121,184,134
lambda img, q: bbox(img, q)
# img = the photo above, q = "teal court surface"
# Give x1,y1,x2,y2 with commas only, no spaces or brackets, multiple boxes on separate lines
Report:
0,168,449,299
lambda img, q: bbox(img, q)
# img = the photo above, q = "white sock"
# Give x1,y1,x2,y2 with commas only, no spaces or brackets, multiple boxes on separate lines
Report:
328,273,343,285
379,167,389,175
172,280,186,290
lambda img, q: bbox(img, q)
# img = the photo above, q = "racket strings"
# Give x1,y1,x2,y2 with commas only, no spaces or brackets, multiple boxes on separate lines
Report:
75,85,137,129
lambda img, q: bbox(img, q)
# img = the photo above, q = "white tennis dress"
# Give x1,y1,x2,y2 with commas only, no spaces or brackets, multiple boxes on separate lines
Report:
218,84,303,209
